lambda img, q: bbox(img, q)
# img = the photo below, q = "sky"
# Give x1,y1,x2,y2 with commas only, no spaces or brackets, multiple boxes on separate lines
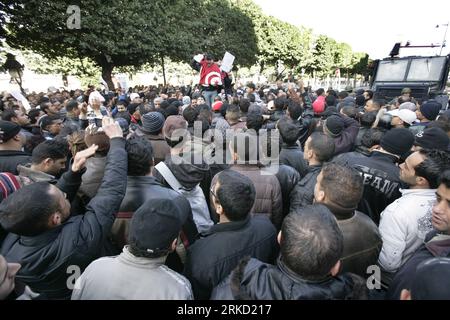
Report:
253,0,450,59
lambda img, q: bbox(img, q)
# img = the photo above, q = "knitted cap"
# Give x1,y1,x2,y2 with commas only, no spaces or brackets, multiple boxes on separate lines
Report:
380,128,414,156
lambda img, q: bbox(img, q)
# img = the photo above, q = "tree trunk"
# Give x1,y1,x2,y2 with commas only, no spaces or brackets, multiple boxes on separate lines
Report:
161,56,167,87
101,63,115,91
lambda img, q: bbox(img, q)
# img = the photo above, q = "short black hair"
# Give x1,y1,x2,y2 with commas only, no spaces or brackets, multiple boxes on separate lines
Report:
316,88,325,96
40,102,51,113
287,101,303,121
28,109,42,125
320,163,364,209
274,97,286,110
39,115,61,131
0,182,60,236
338,91,349,99
246,110,264,131
277,117,300,145
183,106,199,126
372,99,385,109
215,170,256,221
165,105,179,117
65,100,79,113
325,95,336,107
341,106,358,119
1,109,17,122
361,128,385,148
360,112,376,127
125,136,154,176
308,132,335,162
246,82,256,90
31,139,69,164
415,150,450,189
439,170,450,188
239,98,250,113
281,205,343,280
364,90,374,100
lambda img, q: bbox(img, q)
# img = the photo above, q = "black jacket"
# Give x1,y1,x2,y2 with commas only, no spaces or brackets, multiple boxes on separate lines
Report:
332,116,359,156
1,138,128,300
0,150,31,174
289,165,322,214
211,257,367,300
279,144,308,177
337,151,402,225
274,164,301,221
111,175,198,252
183,215,278,300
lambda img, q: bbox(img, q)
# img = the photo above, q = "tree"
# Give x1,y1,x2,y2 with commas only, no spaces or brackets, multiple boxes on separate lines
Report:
23,50,101,87
1,0,258,90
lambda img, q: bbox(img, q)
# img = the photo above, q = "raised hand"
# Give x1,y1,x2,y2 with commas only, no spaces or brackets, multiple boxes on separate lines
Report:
102,116,123,139
72,144,98,172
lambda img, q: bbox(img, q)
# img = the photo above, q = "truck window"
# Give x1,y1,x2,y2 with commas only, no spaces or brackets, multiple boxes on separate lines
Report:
375,60,409,81
406,57,446,82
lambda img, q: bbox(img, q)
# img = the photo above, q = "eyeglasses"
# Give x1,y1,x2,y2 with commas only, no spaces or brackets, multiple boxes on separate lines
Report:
210,187,218,200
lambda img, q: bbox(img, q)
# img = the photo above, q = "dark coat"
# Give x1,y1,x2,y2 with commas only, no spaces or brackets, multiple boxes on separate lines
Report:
333,116,359,156
289,165,322,214
211,257,368,300
336,151,402,225
229,165,283,229
335,210,382,278
129,128,170,165
111,175,198,252
1,138,128,300
184,215,278,300
274,164,301,222
0,150,31,174
279,144,308,177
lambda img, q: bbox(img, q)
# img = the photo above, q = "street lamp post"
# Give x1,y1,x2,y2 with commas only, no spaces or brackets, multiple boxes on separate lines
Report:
437,23,449,55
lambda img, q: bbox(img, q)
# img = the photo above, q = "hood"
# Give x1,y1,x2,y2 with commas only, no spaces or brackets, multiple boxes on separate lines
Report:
165,155,209,190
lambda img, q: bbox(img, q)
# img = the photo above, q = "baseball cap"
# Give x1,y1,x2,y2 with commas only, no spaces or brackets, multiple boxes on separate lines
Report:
388,109,417,125
128,198,188,255
0,120,21,143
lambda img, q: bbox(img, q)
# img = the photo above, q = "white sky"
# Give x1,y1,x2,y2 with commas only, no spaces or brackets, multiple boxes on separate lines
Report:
253,0,450,59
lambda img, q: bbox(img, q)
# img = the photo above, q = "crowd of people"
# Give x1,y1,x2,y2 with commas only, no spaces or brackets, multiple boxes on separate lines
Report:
0,53,450,300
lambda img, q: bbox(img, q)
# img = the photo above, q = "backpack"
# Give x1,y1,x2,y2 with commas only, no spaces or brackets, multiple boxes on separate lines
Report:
155,162,213,233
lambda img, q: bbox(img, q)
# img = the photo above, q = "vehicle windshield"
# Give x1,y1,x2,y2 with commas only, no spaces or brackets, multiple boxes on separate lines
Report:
375,56,446,82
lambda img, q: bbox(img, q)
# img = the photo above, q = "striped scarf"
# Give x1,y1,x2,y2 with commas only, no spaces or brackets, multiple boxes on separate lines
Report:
0,172,21,202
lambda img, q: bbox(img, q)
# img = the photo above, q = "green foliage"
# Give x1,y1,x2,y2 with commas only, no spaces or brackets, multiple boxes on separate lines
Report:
1,0,370,86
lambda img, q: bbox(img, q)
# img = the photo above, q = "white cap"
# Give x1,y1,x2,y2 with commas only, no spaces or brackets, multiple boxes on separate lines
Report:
388,109,417,125
130,93,140,101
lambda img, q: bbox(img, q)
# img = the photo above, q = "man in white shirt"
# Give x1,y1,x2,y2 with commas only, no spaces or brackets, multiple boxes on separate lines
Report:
71,198,193,300
378,149,450,282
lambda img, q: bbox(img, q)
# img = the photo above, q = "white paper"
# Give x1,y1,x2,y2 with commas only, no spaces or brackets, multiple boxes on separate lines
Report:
193,54,204,63
9,89,31,111
220,52,235,73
